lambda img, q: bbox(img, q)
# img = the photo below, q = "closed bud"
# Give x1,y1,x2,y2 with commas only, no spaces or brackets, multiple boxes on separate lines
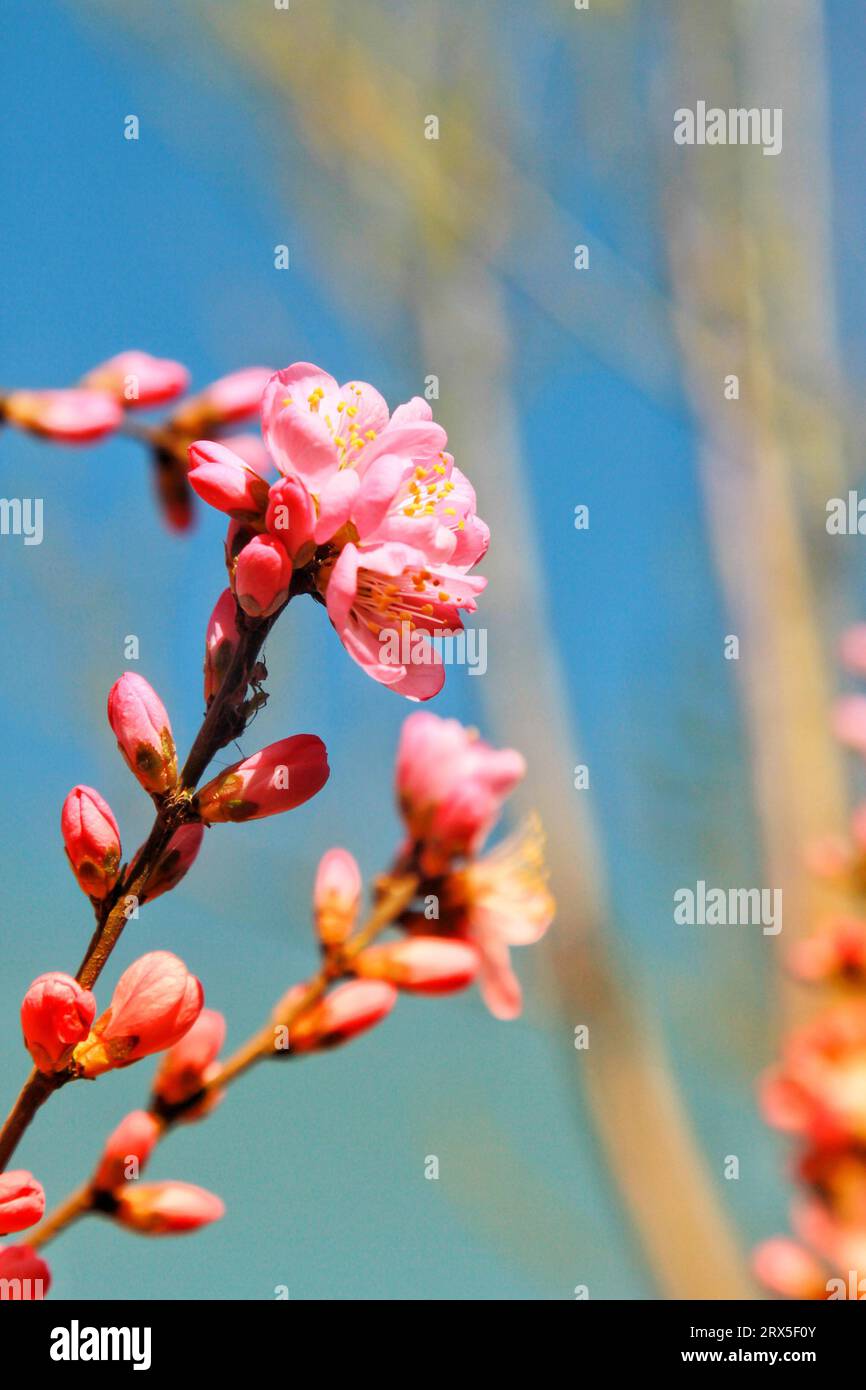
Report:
204,589,240,703
287,980,397,1053
4,388,122,443
171,367,273,431
131,824,204,905
0,1172,45,1237
313,848,361,947
60,785,121,900
107,672,177,795
113,1181,225,1236
152,1008,226,1114
0,1245,51,1298
234,535,292,618
74,950,203,1077
354,937,480,994
188,440,270,521
82,351,190,408
93,1110,161,1192
21,972,97,1073
265,476,316,564
196,735,329,824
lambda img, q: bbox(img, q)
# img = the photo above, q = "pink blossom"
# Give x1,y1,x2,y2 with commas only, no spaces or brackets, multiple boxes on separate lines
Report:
93,1111,161,1192
235,533,292,618
174,367,274,431
313,848,361,947
153,1008,226,1110
204,588,240,704
752,1238,826,1300
0,1245,51,1298
60,785,121,900
21,972,97,1074
788,918,866,984
114,1181,225,1235
0,1172,45,1236
132,824,205,905
82,351,190,408
5,388,122,443
395,711,526,862
286,980,397,1053
188,440,270,522
74,950,204,1077
323,541,485,699
759,1002,866,1145
196,734,329,823
355,937,480,994
833,695,866,755
107,672,178,796
264,475,317,562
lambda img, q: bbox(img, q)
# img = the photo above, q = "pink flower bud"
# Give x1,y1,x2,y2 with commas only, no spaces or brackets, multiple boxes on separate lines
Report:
82,351,190,408
234,534,292,618
265,476,316,563
107,672,178,795
354,937,480,994
74,950,203,1077
188,440,270,521
196,735,329,824
4,388,122,443
172,367,273,430
114,1181,225,1235
288,980,397,1053
93,1110,161,1192
203,589,240,704
152,1008,226,1111
60,785,121,900
133,824,204,905
752,1238,827,1300
0,1245,51,1298
21,972,97,1073
0,1173,45,1236
313,849,361,947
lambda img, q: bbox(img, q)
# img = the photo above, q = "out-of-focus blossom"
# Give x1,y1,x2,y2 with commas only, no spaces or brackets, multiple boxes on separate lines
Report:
354,937,480,994
196,735,329,824
752,1238,827,1300
82,351,189,408
74,951,203,1077
234,533,292,618
313,849,361,947
760,1003,866,1146
172,367,273,432
113,1181,224,1235
279,980,397,1053
0,1173,45,1236
4,388,122,443
152,1008,226,1113
0,1245,51,1299
188,440,270,522
220,432,273,479
107,673,177,796
60,786,121,900
133,824,204,905
203,588,240,704
93,1111,161,1192
21,973,97,1074
788,919,866,984
833,695,866,756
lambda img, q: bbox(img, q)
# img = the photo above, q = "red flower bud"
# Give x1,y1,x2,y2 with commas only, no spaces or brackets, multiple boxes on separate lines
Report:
60,785,121,900
354,937,480,994
204,589,240,704
0,1245,51,1299
93,1110,161,1192
265,476,316,563
0,1173,45,1236
74,951,203,1077
234,534,292,618
152,1008,226,1115
188,440,270,521
4,388,122,443
172,367,273,431
114,1181,225,1235
107,673,177,796
313,848,361,947
196,735,329,824
82,351,190,408
285,980,397,1053
21,972,97,1073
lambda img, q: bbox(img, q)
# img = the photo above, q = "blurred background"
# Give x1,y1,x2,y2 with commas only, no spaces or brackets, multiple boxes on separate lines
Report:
1,0,864,1299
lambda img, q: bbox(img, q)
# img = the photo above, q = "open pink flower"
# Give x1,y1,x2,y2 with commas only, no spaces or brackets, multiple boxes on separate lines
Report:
196,734,329,823
114,1181,225,1235
354,937,480,995
82,351,189,408
60,786,121,900
0,1173,45,1236
74,951,203,1077
5,388,122,443
234,533,292,617
313,848,362,947
93,1111,161,1191
152,1008,226,1111
323,542,484,699
396,711,526,863
0,1245,51,1299
21,972,97,1073
107,673,178,795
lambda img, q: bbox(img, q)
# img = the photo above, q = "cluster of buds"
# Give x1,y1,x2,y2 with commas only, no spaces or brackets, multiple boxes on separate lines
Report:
0,1169,48,1300
89,1104,223,1236
754,629,866,1299
1,351,273,530
189,362,489,698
